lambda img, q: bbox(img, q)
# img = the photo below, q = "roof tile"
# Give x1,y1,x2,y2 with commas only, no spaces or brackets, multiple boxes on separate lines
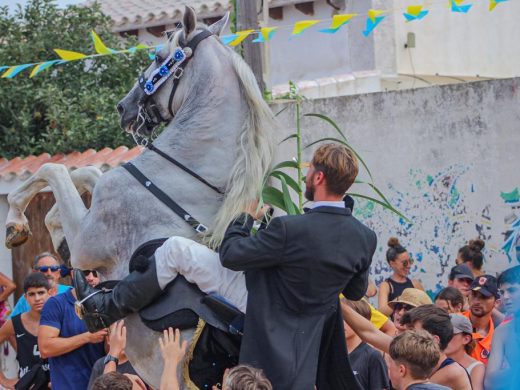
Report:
0,146,144,181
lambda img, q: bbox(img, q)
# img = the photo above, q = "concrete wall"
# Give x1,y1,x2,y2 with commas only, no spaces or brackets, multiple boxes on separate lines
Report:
272,77,520,295
393,1,520,78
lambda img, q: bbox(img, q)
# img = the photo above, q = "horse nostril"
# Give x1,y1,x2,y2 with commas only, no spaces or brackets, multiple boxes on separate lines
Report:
116,103,125,116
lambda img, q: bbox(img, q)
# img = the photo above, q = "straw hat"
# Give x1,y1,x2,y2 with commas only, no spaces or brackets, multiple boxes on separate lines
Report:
388,288,432,309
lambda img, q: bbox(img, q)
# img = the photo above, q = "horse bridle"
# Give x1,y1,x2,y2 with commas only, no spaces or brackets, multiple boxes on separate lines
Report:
123,29,224,234
133,29,213,137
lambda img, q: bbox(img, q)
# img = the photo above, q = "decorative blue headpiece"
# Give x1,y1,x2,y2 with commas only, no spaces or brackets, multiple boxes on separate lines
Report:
142,48,188,96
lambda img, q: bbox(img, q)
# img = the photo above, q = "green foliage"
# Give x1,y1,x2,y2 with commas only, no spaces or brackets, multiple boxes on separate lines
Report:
0,0,150,158
261,83,406,220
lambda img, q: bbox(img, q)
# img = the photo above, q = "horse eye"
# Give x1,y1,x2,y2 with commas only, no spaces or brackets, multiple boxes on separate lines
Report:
155,55,163,64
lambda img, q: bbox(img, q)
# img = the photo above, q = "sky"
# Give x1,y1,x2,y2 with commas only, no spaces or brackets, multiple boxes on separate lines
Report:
2,0,83,11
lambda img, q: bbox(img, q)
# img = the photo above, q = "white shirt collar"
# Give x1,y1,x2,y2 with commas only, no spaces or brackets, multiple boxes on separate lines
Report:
310,201,345,209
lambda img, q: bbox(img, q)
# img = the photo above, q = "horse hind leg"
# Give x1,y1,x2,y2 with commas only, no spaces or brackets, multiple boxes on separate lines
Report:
44,166,103,262
6,163,87,252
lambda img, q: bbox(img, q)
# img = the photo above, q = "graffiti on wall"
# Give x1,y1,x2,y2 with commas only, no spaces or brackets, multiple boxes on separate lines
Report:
353,166,518,294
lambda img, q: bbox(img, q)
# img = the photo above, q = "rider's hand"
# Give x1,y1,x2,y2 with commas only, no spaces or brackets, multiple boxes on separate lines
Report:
244,200,271,221
108,320,126,357
159,327,188,366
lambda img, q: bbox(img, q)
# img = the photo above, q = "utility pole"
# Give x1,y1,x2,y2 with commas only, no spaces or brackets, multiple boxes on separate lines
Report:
236,0,265,92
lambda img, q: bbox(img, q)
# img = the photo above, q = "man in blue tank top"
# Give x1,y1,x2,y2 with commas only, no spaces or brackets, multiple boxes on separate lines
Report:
0,273,51,388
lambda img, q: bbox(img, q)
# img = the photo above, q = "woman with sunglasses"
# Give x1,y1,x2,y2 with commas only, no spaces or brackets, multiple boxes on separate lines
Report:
388,288,432,332
378,238,425,316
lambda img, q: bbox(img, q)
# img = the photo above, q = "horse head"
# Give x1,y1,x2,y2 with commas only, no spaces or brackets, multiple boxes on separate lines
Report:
116,6,229,143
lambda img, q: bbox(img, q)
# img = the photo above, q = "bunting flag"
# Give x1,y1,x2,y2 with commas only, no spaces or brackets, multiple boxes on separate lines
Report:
128,43,150,54
403,5,429,21
54,49,87,61
220,34,238,45
252,27,278,43
292,20,320,36
363,10,386,36
489,0,508,11
228,30,255,46
2,63,34,78
29,60,61,78
319,14,357,34
91,31,116,55
451,0,473,13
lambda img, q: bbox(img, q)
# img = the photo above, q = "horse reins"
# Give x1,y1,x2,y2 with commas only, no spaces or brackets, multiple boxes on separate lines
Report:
123,29,222,234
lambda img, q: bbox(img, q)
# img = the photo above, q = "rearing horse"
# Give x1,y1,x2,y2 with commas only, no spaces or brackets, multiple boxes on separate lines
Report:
5,7,275,388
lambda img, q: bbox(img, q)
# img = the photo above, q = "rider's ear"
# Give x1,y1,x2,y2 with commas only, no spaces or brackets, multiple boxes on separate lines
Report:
183,6,197,38
207,12,229,37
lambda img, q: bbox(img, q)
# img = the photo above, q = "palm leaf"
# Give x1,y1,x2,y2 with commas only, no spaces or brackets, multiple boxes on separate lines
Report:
348,193,409,222
279,176,299,215
279,133,298,144
270,171,301,194
304,113,348,142
262,186,299,214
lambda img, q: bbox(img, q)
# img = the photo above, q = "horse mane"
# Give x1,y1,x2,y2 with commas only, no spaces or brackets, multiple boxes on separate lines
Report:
169,28,276,249
207,43,276,249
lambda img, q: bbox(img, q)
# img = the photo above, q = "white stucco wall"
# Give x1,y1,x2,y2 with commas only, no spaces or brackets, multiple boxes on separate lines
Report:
272,77,520,295
393,0,520,78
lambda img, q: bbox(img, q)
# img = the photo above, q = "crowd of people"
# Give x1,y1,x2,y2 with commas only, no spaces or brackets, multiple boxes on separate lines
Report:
0,144,519,390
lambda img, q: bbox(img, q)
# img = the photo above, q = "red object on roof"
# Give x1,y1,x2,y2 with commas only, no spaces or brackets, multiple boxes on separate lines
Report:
0,146,144,181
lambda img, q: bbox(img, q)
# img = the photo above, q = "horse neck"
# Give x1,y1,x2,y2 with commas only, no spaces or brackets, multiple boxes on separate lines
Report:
151,78,246,189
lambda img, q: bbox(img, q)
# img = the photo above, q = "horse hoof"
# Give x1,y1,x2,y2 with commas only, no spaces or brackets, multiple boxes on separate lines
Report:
5,224,31,248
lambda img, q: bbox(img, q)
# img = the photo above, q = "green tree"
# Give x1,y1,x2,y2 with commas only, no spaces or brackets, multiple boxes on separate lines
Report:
0,0,149,159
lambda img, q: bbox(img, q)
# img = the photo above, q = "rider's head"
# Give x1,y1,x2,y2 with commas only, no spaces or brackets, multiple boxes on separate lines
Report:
224,365,272,390
305,143,359,202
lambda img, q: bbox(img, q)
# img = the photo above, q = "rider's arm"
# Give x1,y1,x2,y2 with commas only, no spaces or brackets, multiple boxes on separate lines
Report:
219,215,286,271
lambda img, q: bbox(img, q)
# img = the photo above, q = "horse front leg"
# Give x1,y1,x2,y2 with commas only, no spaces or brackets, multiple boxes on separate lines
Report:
6,163,87,253
44,166,103,261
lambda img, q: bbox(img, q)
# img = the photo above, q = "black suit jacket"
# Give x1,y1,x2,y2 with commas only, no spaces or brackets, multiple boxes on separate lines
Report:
219,206,377,390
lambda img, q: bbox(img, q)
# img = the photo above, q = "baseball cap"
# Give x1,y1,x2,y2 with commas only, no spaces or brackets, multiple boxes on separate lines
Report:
449,264,474,281
470,275,499,298
388,288,433,309
450,314,473,335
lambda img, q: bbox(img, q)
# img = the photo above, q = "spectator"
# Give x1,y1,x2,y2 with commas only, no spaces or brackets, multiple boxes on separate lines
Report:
462,275,500,364
388,288,432,332
379,238,424,316
387,330,450,390
485,265,520,390
435,287,465,313
342,299,390,389
91,371,146,390
341,304,472,389
445,314,484,390
447,264,474,307
0,273,51,389
0,272,16,326
213,365,272,390
456,239,485,277
38,272,106,390
10,252,71,318
159,327,188,390
87,320,141,389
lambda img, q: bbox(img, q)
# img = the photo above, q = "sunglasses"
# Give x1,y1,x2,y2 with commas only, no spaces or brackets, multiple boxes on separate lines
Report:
82,270,98,278
394,303,414,311
35,265,61,273
399,259,414,267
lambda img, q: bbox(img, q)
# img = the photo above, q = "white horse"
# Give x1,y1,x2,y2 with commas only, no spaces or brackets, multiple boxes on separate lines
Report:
5,7,275,388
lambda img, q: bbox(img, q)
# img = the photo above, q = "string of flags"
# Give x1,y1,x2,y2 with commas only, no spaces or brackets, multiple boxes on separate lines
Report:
0,0,510,79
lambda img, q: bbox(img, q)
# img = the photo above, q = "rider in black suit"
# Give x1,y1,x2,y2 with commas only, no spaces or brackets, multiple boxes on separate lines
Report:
219,144,376,389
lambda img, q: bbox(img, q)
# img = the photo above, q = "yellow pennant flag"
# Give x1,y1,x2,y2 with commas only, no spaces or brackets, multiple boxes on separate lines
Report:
407,5,424,16
54,49,87,61
91,31,114,55
331,14,357,29
368,9,385,22
229,30,254,47
261,27,277,42
292,20,320,35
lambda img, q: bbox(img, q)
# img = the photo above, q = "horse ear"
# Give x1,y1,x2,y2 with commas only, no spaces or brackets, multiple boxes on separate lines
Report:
183,6,197,37
207,12,230,37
